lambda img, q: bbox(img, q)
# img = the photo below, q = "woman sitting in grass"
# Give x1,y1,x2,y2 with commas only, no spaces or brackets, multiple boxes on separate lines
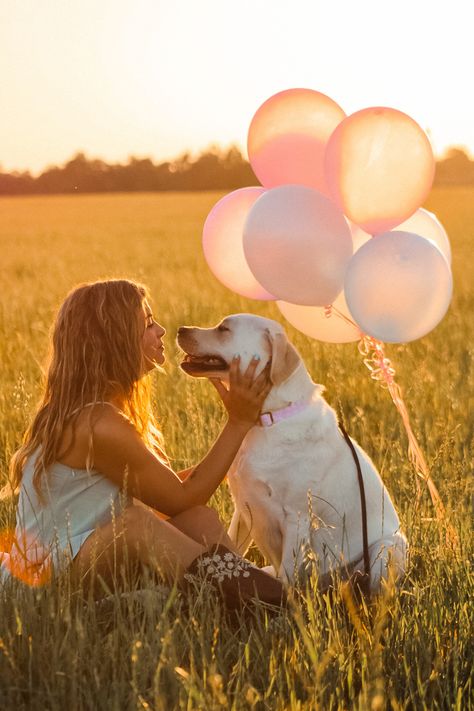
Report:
4,279,284,610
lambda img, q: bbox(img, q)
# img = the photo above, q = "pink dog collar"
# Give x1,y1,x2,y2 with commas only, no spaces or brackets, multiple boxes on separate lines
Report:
258,401,309,427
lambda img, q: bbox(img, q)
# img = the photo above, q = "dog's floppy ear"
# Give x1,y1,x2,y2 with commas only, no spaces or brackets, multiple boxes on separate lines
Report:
266,329,301,386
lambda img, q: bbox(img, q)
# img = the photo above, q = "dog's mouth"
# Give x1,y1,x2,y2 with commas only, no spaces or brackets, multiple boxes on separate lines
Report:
180,353,228,376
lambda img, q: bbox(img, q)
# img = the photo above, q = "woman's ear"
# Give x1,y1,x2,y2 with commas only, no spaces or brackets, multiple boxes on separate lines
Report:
266,330,301,386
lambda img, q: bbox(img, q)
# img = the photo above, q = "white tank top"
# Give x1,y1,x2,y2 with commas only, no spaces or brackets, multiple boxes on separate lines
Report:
0,402,130,585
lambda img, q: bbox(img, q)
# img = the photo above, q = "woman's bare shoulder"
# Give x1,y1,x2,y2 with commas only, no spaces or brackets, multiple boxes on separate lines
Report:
58,404,138,469
88,404,140,442
89,406,174,498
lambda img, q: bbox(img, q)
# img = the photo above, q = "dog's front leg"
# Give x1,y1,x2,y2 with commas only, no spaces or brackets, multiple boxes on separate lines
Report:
228,510,253,555
278,521,310,584
279,522,340,585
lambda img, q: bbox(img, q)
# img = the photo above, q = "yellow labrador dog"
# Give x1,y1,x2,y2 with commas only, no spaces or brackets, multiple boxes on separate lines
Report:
177,314,407,592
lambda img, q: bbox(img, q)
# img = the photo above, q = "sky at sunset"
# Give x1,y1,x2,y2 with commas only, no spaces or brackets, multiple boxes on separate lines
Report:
1,0,472,175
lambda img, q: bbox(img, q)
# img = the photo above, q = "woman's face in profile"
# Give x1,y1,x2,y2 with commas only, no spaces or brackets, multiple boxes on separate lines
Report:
141,299,166,372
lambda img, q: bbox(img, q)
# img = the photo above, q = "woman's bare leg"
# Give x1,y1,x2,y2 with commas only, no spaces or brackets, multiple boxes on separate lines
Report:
169,505,239,553
71,505,205,593
71,504,286,609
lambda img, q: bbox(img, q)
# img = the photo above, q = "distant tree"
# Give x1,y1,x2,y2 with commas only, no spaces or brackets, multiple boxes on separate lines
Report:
434,147,474,185
0,170,35,195
1,144,472,195
119,157,168,191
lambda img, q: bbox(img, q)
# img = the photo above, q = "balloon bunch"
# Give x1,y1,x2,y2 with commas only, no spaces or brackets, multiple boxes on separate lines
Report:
203,87,452,344
202,88,456,543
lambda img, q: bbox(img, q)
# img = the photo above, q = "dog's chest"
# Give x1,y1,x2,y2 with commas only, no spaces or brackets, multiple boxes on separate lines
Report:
227,415,336,509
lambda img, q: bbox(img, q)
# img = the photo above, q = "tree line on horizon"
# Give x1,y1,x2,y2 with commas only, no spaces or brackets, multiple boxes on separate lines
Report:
1,145,473,196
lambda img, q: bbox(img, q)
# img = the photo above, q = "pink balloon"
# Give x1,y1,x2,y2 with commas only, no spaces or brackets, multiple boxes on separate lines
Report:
243,185,353,306
202,187,275,300
325,107,435,234
344,231,452,343
248,88,346,196
278,290,361,344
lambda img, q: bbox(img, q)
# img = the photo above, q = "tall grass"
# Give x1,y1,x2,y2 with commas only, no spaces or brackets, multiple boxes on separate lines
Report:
0,189,472,710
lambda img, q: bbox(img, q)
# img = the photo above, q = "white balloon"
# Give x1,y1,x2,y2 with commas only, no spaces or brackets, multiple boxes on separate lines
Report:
277,290,361,343
389,208,451,263
243,185,353,306
344,231,453,343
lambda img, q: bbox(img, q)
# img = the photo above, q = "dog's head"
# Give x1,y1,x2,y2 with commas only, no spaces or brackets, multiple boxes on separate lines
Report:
177,314,301,387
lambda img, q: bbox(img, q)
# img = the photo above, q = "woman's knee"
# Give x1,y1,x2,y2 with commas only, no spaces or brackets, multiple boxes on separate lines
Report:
172,505,220,530
189,505,221,526
120,506,204,576
170,505,226,546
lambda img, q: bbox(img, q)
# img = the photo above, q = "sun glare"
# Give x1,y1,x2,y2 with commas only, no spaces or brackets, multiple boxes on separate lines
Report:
0,528,52,587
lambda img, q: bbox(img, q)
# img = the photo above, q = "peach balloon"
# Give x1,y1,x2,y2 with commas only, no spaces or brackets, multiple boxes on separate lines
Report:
391,208,451,263
243,185,353,306
344,231,452,343
325,107,435,234
248,88,345,195
277,290,361,344
202,187,275,300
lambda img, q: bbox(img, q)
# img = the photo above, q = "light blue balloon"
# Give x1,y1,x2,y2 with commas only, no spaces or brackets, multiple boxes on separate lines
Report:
344,231,452,343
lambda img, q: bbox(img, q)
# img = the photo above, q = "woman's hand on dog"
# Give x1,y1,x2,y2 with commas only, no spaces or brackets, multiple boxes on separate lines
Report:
210,355,272,428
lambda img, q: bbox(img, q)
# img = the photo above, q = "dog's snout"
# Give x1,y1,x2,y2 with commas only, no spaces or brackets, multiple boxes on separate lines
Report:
177,326,196,350
177,326,193,337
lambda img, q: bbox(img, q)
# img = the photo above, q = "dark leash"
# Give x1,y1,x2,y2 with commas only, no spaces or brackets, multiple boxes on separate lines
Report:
337,412,371,596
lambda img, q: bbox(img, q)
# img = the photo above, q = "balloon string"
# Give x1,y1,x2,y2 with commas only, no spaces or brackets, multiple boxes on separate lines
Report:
326,305,458,549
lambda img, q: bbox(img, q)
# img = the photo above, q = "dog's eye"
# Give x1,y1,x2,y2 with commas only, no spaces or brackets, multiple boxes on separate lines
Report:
217,324,230,333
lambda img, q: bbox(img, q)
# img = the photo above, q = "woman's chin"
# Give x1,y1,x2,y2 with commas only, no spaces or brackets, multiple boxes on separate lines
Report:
143,353,165,374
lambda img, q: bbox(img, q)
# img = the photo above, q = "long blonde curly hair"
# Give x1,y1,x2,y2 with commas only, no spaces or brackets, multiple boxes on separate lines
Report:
9,279,167,497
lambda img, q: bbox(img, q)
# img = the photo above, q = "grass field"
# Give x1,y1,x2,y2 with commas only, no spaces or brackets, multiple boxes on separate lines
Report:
0,189,472,710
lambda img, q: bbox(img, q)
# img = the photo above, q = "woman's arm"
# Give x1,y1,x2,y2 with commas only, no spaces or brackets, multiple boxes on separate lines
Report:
180,417,252,490
91,356,271,516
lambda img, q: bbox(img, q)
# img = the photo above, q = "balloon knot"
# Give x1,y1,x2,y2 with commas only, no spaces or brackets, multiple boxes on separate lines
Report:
359,336,396,386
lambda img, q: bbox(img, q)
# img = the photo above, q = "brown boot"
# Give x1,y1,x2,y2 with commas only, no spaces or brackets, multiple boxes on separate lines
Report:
182,544,286,611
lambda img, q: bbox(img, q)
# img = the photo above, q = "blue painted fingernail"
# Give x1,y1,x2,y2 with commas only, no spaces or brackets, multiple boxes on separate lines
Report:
233,353,240,359
253,354,260,360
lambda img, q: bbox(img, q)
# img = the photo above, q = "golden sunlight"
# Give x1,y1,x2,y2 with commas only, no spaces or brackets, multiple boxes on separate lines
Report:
0,0,472,174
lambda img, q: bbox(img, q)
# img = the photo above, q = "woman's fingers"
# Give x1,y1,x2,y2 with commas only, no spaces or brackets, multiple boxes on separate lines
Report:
216,356,273,426
253,360,272,387
242,355,261,384
250,362,272,398
256,379,273,402
228,355,272,397
228,354,241,388
258,376,273,398
209,379,228,400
